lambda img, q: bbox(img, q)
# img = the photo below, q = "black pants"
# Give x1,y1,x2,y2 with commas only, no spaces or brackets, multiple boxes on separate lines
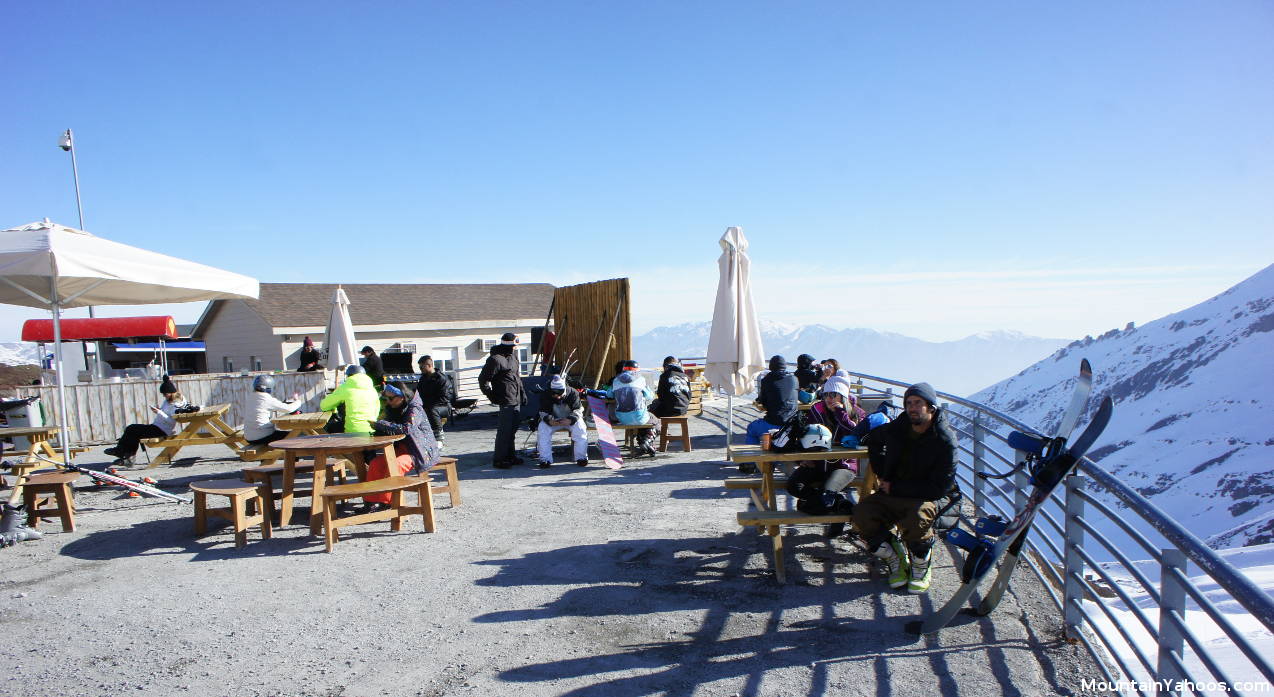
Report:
114,424,166,457
247,429,289,446
423,403,449,439
786,466,856,499
493,404,520,464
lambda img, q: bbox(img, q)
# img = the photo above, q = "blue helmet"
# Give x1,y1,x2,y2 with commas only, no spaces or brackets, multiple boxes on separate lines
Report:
252,375,275,393
345,364,365,377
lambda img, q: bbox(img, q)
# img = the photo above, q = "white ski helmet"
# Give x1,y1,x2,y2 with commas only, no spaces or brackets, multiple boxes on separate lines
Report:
800,423,833,451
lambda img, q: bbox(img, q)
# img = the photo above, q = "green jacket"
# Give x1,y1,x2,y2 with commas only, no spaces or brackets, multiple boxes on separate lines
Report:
320,373,380,434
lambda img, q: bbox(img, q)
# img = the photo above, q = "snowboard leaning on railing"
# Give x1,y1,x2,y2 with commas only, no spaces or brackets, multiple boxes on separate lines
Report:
910,358,1114,634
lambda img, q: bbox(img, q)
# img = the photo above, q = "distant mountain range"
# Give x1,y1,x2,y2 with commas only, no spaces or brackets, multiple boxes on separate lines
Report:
634,321,1068,396
973,263,1274,549
0,342,39,367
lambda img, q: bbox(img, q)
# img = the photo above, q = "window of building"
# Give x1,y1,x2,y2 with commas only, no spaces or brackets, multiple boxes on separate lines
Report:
223,357,234,372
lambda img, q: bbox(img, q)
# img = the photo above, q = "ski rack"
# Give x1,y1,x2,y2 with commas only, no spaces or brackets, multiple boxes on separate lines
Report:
840,369,1274,690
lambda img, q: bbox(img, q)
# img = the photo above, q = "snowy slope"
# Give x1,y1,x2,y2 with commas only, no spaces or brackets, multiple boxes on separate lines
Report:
972,263,1274,548
0,342,39,366
634,320,1067,397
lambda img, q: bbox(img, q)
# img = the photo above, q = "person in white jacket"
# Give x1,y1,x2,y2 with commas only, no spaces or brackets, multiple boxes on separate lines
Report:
243,375,303,445
104,382,188,466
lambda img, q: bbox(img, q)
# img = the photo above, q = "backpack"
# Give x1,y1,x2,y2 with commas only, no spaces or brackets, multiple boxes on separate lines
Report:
769,411,810,453
614,383,642,413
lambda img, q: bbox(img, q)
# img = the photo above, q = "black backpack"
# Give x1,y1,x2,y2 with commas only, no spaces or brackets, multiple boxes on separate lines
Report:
769,411,810,453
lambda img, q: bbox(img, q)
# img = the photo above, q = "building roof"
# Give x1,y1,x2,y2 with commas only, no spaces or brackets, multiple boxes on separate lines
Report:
194,282,554,335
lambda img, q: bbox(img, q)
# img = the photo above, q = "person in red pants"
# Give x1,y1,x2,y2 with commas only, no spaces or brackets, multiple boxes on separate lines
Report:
362,383,441,511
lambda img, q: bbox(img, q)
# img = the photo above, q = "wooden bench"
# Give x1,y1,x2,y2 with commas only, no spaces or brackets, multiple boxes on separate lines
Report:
239,443,281,466
22,471,81,532
426,457,461,507
189,479,272,548
318,476,435,553
143,404,246,466
657,416,691,452
241,459,349,518
736,510,856,584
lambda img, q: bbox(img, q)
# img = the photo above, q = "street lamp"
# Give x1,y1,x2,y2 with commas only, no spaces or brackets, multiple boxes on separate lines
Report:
59,129,98,377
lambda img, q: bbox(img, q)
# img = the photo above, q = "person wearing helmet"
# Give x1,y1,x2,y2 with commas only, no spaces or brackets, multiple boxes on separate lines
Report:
242,375,304,446
853,382,958,594
320,364,381,434
535,375,588,468
786,380,866,535
361,383,441,512
793,354,821,403
598,360,659,457
744,355,798,445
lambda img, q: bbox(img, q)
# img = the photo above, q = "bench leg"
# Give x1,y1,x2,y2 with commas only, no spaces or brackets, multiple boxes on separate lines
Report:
57,483,75,532
769,525,786,584
419,481,437,533
390,489,404,532
440,461,460,507
280,454,296,528
679,421,692,452
658,423,670,452
323,496,339,553
231,492,249,548
256,489,273,541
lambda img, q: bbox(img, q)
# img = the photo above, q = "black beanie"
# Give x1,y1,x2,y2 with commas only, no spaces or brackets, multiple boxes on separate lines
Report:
159,374,178,395
904,382,938,408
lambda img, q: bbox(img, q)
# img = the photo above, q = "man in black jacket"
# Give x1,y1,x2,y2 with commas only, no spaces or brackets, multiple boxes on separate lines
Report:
535,375,588,468
793,354,821,392
651,356,691,418
853,382,956,595
479,332,526,469
745,355,799,444
360,346,385,389
415,355,455,449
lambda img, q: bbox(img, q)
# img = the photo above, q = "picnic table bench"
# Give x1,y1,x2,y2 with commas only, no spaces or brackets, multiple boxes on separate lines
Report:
143,403,245,467
726,444,869,583
238,411,333,466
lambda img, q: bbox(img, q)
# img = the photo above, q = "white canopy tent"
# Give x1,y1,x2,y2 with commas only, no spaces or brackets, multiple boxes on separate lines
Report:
0,219,259,469
324,285,358,371
705,226,766,447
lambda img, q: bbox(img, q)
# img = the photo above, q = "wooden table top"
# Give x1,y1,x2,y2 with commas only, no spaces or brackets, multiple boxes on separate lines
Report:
0,425,59,437
174,403,231,421
726,444,868,462
272,433,402,452
271,411,332,429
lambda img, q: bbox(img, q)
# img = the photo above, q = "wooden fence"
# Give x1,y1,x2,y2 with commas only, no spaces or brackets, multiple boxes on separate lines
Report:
12,371,331,446
547,278,632,388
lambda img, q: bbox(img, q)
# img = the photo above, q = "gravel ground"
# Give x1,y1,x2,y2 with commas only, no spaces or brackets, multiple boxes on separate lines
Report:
1,400,1114,697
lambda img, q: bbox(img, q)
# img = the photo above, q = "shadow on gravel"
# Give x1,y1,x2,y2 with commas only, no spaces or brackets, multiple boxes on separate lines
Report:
58,513,333,561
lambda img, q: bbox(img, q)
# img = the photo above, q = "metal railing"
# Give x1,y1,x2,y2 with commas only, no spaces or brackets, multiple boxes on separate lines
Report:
843,370,1274,696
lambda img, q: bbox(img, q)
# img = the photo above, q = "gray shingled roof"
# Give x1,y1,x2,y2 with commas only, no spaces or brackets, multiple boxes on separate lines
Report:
236,283,554,328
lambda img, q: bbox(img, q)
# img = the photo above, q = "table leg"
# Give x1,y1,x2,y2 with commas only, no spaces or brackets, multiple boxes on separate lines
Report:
762,463,777,511
280,452,296,527
770,525,786,584
309,452,329,536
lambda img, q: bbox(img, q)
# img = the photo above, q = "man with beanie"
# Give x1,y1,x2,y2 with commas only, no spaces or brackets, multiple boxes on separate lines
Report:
359,346,385,390
479,332,527,469
297,337,322,372
852,381,957,594
745,355,799,444
651,356,692,418
535,375,588,468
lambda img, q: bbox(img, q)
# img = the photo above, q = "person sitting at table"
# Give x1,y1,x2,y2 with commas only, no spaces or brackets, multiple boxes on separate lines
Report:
297,337,323,372
598,360,659,457
242,375,303,446
320,365,381,435
362,383,441,511
745,355,798,445
651,356,692,418
793,354,821,403
819,358,841,385
415,355,455,450
103,381,188,466
536,375,588,468
852,381,957,594
360,345,385,390
786,380,866,536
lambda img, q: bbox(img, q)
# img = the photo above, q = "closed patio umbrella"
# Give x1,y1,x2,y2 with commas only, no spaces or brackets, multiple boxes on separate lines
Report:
705,226,765,447
0,219,259,541
323,286,358,371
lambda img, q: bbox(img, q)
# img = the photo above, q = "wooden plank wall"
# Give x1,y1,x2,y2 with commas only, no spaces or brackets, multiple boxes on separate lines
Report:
547,278,632,387
11,372,329,445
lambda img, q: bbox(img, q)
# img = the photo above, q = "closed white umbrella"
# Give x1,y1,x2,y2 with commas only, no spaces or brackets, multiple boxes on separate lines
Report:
0,219,259,540
323,286,358,371
705,226,766,447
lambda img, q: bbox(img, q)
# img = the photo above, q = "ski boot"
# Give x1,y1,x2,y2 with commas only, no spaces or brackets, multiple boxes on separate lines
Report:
873,535,911,589
908,543,934,594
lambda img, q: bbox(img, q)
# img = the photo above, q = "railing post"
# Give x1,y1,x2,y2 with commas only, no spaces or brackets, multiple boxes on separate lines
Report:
1157,548,1189,691
1063,474,1087,641
972,411,987,515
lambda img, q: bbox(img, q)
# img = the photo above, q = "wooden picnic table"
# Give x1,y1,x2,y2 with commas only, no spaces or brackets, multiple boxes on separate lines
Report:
0,426,66,489
271,433,403,535
726,444,869,583
145,403,245,467
270,411,332,438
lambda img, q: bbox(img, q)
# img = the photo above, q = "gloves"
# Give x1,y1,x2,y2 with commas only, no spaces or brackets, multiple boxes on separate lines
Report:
840,435,859,449
585,389,607,398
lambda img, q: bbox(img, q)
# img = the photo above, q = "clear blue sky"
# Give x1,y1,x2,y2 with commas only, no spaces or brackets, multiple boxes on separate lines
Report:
3,2,1271,341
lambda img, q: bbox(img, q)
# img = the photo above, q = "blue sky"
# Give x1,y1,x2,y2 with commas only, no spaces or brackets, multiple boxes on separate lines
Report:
2,2,1271,341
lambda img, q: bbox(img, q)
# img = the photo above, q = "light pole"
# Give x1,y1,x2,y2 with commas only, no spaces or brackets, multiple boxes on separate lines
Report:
59,129,98,378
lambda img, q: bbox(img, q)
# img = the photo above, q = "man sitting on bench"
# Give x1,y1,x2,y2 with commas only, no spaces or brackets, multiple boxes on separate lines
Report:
852,382,957,595
535,375,588,468
103,379,187,467
651,356,691,418
242,375,303,446
362,383,441,513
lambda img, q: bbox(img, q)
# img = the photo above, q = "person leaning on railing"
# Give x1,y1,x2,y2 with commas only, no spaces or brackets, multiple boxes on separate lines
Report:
852,382,957,595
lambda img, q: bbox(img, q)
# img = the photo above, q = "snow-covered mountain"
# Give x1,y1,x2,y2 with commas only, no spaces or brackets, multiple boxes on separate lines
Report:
635,321,1068,396
972,263,1274,549
0,342,39,367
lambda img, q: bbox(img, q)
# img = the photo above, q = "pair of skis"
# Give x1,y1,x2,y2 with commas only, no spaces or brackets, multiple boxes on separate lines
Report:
911,358,1113,634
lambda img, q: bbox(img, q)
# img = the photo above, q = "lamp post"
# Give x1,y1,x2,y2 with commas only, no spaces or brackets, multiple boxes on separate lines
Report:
58,129,99,378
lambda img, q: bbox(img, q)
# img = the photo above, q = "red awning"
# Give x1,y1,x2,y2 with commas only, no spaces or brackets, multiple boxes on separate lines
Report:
21,316,178,342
